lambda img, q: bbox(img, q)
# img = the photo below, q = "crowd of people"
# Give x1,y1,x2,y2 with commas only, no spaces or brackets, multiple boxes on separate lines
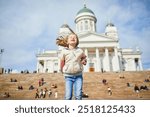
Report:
10,78,17,82
35,88,58,99
1,72,150,99
100,74,150,98
38,78,45,87
35,78,59,99
3,92,10,98
101,79,113,96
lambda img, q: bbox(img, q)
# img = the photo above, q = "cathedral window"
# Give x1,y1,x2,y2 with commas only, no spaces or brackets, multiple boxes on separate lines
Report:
80,22,83,31
85,20,88,30
90,21,93,31
89,63,94,67
54,63,58,66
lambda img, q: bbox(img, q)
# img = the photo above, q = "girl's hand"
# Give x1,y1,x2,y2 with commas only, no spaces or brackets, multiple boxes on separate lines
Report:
81,59,87,65
81,54,87,65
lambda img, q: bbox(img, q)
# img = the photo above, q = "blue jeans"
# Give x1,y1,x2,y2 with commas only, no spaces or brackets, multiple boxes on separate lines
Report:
65,74,83,100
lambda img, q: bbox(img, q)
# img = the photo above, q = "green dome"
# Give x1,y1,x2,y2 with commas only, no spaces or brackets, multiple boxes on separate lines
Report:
77,5,95,15
61,24,69,28
106,23,115,27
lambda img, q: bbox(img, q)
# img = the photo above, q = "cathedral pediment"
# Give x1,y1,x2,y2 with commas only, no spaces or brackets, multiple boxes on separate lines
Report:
78,32,117,42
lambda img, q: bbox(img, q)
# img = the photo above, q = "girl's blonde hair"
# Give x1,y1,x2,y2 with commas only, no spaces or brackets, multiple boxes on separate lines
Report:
56,27,79,47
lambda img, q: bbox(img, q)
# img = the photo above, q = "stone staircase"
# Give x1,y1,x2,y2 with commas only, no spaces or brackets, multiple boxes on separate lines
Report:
0,71,150,100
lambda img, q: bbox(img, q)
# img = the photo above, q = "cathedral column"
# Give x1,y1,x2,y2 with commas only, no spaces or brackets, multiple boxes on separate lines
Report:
36,61,40,73
96,48,101,72
83,21,85,31
88,20,90,31
43,60,47,73
138,58,143,71
132,59,136,71
104,48,110,71
37,60,44,73
113,47,120,71
85,48,88,57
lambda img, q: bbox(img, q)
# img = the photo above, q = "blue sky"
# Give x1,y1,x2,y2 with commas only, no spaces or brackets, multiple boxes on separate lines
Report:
0,0,150,72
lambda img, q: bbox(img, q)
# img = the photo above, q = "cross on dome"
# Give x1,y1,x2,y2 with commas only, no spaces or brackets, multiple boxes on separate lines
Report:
83,0,86,7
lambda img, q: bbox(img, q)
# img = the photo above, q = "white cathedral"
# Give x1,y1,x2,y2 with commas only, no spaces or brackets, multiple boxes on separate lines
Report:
36,5,143,73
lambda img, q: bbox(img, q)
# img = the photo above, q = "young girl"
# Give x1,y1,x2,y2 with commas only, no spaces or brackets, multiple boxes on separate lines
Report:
59,32,86,100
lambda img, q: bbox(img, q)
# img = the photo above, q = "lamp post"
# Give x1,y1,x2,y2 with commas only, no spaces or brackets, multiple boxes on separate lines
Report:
0,49,4,67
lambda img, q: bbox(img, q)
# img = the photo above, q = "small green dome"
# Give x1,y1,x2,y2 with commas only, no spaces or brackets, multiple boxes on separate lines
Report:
60,24,69,28
77,5,95,15
106,23,115,27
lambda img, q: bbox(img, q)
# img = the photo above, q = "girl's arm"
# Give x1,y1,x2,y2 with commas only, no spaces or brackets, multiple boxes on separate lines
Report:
59,49,65,73
81,53,87,65
60,59,65,72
